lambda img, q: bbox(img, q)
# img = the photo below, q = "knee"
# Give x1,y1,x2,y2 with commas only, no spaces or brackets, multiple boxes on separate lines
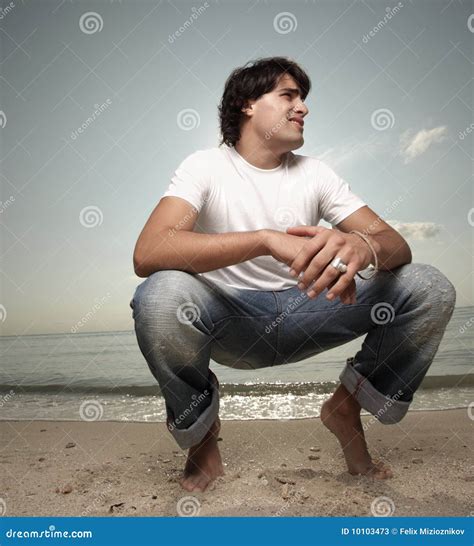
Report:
131,270,197,319
401,263,456,314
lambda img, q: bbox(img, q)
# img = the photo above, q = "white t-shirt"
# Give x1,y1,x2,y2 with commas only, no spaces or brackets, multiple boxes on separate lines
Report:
162,144,366,291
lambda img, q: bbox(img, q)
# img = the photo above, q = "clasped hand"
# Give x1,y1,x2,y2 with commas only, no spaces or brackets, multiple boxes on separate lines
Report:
265,225,372,305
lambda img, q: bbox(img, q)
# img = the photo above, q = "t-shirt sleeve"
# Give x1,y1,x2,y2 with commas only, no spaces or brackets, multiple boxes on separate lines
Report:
315,160,366,225
162,150,210,212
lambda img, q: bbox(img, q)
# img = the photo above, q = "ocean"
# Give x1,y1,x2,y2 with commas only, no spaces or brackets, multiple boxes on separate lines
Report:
1,306,473,422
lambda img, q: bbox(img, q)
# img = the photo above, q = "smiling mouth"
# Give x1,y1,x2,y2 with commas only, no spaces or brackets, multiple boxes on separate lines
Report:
290,120,304,129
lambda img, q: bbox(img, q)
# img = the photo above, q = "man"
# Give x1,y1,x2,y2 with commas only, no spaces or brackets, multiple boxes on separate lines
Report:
131,57,456,492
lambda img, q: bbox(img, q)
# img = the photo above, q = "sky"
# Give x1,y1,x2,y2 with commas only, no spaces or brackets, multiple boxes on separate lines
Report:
0,0,472,336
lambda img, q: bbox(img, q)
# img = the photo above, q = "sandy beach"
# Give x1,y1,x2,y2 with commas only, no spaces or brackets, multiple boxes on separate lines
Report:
1,409,473,517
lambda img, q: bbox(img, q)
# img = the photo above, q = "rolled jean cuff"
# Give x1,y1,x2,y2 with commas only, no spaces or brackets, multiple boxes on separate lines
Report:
167,372,220,450
339,358,410,424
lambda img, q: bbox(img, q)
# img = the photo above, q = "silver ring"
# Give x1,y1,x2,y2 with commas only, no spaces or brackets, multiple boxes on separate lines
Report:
330,256,348,273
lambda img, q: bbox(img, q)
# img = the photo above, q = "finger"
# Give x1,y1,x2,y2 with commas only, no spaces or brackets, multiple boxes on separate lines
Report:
324,266,358,301
340,280,356,305
326,277,349,304
298,239,343,288
290,232,331,279
286,225,325,237
306,266,344,298
307,261,357,300
339,289,351,305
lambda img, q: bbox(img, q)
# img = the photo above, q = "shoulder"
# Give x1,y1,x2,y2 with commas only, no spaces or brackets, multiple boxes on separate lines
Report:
178,146,220,166
177,146,226,174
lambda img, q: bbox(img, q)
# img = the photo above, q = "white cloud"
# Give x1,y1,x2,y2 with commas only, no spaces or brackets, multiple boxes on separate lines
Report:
387,220,442,240
311,135,383,169
399,126,448,163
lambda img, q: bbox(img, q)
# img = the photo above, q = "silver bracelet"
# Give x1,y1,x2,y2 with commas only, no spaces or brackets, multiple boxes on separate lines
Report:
350,230,379,280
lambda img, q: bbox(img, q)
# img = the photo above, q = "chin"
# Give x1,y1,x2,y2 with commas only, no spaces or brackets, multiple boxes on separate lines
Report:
285,137,304,152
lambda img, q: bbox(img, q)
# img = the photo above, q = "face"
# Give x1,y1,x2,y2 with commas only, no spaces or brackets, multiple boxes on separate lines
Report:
242,74,309,153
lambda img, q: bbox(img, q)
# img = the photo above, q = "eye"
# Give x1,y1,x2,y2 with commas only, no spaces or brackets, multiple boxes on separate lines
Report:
282,93,291,98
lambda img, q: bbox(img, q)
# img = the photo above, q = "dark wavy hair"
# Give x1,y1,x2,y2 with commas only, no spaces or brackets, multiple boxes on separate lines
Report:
218,57,311,147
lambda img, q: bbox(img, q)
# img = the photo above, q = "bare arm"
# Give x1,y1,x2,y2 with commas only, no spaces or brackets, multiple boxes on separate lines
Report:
133,197,269,277
335,205,412,271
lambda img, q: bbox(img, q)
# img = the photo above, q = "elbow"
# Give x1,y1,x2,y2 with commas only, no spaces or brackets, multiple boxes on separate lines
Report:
133,252,148,278
403,239,413,265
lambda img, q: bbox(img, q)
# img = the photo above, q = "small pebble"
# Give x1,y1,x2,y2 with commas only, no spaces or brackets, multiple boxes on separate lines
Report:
65,442,76,449
275,477,296,485
309,447,320,452
412,458,423,464
308,455,320,461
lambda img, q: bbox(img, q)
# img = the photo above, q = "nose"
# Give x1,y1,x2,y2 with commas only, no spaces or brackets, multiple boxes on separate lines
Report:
294,100,308,117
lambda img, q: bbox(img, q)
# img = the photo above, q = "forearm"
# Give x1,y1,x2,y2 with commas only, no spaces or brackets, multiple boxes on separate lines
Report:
357,229,412,271
134,229,269,277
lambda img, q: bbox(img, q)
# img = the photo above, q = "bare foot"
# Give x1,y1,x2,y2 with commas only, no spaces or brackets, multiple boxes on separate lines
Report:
180,418,224,492
321,386,393,480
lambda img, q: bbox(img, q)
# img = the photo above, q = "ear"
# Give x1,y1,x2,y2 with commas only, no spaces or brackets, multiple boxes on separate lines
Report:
241,100,255,116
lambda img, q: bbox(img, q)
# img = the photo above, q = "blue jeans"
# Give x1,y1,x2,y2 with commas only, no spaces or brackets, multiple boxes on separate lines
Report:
130,263,456,449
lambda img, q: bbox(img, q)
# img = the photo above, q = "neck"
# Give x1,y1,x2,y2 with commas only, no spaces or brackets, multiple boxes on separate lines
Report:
234,137,286,170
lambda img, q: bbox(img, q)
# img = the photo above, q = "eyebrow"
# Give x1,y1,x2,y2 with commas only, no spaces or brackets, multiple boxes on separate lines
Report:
278,87,302,97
